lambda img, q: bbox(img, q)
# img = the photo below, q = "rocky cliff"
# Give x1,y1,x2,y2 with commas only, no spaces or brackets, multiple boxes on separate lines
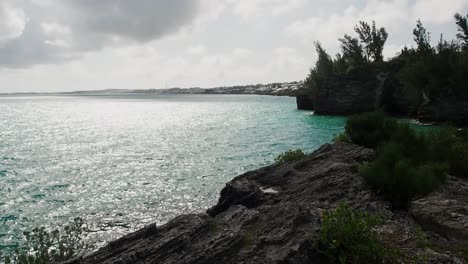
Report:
296,64,468,126
67,143,468,264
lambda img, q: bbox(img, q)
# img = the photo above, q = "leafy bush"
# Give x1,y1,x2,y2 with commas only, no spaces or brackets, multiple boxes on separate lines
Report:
345,112,397,148
274,149,306,164
333,132,350,143
343,112,468,207
449,140,468,176
318,204,398,264
360,142,448,208
415,127,468,178
4,217,90,264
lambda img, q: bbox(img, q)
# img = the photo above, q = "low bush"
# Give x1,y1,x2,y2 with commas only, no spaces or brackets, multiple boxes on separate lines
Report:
360,142,448,208
318,204,398,264
341,112,468,207
449,140,468,177
274,149,306,164
4,217,90,264
332,133,350,143
345,112,397,148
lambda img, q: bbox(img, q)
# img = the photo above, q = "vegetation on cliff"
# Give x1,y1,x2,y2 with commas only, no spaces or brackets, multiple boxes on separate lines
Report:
396,17,468,109
3,218,89,264
341,112,468,208
302,12,468,121
274,149,306,164
318,204,398,264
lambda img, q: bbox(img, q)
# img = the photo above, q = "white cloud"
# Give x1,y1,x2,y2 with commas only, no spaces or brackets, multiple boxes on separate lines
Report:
228,0,306,18
0,0,466,92
284,0,466,56
188,44,206,55
413,0,468,24
0,2,28,42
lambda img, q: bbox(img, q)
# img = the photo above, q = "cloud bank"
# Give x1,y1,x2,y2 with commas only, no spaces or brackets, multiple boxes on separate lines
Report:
0,0,200,67
0,0,467,92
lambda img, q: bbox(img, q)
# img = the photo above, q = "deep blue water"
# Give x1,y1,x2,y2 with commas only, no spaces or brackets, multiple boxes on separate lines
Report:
0,94,346,249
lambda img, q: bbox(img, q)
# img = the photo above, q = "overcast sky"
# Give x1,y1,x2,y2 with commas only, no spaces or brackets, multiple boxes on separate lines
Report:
0,0,467,93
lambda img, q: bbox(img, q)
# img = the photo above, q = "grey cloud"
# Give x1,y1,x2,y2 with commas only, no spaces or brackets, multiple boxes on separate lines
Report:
0,22,74,67
0,0,201,68
68,0,199,42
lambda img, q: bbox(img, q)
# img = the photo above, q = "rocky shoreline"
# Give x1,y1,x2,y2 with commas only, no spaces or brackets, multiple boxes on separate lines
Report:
66,143,468,264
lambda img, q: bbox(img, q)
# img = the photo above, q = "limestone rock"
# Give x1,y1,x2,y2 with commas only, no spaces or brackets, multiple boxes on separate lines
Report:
69,143,467,264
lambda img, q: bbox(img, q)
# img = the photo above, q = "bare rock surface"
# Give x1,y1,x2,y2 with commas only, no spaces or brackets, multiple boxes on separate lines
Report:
410,175,468,242
68,143,467,264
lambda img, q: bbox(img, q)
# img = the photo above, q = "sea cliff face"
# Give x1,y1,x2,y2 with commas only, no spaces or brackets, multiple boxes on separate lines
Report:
296,65,468,125
66,143,467,264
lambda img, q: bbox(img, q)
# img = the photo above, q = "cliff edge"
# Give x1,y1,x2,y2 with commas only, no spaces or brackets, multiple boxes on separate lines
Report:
67,143,468,264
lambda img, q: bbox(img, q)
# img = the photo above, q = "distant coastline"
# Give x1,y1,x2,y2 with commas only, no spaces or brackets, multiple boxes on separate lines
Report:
0,81,302,97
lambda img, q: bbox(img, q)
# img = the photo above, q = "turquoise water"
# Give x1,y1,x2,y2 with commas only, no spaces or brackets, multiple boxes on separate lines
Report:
0,94,345,250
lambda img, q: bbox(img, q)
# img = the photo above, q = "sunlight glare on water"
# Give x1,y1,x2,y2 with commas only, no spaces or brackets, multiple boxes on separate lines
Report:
0,94,345,249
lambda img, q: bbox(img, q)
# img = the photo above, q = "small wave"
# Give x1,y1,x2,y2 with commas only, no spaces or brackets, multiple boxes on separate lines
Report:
45,184,70,191
0,215,17,222
0,169,17,177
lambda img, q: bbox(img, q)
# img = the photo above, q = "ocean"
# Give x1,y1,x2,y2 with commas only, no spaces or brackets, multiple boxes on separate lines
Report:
0,94,345,250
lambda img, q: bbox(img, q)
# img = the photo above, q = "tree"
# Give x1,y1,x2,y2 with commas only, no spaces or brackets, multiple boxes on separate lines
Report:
339,34,366,66
413,20,432,53
370,21,389,62
354,21,388,62
304,42,334,93
455,12,468,47
333,53,349,74
354,21,372,61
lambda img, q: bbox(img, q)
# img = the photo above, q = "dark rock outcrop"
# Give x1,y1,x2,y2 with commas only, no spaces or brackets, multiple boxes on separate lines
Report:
296,95,315,110
69,143,467,264
313,72,387,115
417,88,468,125
297,63,468,125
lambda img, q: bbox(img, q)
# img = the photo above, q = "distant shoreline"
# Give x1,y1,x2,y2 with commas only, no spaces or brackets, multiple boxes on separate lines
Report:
0,81,302,97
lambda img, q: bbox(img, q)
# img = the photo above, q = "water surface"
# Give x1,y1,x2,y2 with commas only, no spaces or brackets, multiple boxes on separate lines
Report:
0,94,345,249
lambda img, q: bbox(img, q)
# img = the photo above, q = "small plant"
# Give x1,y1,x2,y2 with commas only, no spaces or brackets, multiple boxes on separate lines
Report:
448,139,468,177
345,112,397,148
318,204,398,264
342,112,467,207
333,132,350,143
4,217,90,264
359,145,448,208
274,149,306,164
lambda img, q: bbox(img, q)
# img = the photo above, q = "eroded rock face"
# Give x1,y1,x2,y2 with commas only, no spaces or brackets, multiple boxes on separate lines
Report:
417,89,468,125
69,143,467,264
313,74,383,115
296,95,314,110
410,176,468,241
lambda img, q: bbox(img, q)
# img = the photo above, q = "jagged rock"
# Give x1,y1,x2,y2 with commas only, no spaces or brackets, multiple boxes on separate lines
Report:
297,62,468,125
417,88,468,125
410,175,468,241
70,143,467,264
313,74,382,115
296,95,314,110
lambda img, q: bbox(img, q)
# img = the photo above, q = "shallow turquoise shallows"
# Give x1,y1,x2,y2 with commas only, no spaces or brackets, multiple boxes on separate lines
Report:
0,94,345,249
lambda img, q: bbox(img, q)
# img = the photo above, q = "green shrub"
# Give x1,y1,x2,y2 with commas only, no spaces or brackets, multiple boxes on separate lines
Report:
333,132,350,143
342,112,468,207
4,218,90,264
449,140,468,177
423,128,468,177
360,142,448,208
274,149,306,164
318,204,398,264
345,112,398,148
